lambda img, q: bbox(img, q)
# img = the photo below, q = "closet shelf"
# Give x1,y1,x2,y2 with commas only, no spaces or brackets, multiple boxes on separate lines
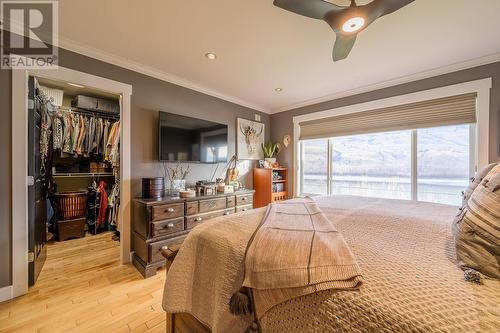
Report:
53,173,114,178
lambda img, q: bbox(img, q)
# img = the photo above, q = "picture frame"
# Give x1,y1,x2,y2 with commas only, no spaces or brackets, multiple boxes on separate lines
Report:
236,118,264,160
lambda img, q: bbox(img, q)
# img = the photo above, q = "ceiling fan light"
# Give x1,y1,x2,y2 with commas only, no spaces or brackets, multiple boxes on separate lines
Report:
342,16,365,33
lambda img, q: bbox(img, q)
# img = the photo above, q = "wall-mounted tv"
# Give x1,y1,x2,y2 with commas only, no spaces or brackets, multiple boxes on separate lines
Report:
158,111,228,163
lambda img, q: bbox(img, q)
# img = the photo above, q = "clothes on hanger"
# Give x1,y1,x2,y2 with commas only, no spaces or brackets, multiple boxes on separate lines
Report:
107,181,120,228
46,109,119,159
61,112,72,154
52,116,63,151
97,180,108,227
106,121,120,169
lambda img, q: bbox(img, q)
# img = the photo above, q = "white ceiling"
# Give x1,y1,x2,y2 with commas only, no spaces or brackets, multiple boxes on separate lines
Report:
57,0,500,113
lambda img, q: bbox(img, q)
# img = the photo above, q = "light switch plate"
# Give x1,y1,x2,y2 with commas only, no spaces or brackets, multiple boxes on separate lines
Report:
255,114,261,122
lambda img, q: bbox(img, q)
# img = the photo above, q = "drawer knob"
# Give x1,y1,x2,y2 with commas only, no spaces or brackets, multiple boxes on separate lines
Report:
242,207,248,211
167,223,174,228
166,208,174,213
224,212,230,216
241,197,247,201
195,217,202,222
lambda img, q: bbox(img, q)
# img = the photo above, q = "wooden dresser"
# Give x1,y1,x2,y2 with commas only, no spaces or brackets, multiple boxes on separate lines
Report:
253,167,288,208
132,189,254,278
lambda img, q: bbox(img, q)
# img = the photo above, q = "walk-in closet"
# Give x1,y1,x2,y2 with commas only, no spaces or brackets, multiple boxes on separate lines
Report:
28,75,122,285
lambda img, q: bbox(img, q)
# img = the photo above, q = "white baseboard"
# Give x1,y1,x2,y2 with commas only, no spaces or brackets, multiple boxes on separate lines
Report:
0,285,13,302
129,251,134,263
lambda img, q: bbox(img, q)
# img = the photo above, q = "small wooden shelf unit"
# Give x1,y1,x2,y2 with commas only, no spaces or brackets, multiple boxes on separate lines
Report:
253,167,288,208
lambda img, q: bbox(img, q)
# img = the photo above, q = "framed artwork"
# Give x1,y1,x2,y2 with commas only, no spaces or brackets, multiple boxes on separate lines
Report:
237,118,264,160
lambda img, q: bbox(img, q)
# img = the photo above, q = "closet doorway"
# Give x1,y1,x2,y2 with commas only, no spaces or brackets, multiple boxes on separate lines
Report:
11,64,132,298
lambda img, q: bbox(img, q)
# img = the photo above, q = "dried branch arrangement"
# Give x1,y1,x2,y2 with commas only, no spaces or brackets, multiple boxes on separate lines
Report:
161,162,191,184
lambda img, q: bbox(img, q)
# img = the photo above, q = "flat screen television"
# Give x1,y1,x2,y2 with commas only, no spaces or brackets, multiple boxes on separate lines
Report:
158,111,228,163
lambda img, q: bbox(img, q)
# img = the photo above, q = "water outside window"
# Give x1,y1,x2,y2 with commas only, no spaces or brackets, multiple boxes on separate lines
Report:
331,130,412,200
417,124,470,205
302,139,328,195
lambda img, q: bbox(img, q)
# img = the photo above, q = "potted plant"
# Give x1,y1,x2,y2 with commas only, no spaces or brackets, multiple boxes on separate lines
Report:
261,140,281,164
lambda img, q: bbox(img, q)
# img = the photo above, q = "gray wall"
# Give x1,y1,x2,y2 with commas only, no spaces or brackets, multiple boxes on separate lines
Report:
0,47,269,288
271,61,500,195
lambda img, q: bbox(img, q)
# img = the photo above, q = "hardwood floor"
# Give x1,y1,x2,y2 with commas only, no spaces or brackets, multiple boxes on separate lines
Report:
0,233,167,333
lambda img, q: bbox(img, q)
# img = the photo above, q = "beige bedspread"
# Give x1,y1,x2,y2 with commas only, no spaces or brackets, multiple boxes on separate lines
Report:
163,195,500,332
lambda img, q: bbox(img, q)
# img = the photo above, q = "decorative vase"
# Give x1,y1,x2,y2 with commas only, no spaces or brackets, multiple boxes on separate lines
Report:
265,157,276,164
171,179,186,191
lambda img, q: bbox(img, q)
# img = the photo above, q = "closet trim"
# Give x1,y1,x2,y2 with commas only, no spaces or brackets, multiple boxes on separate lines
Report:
11,59,132,299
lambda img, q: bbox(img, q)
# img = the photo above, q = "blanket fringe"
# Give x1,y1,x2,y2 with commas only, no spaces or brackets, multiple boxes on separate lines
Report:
229,287,252,315
244,322,259,333
464,269,482,284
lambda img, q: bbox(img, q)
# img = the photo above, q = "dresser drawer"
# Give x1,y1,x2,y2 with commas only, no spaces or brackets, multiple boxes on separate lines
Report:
151,217,184,237
226,196,236,208
185,201,198,216
151,203,184,221
236,194,253,206
235,204,252,213
199,197,227,213
149,236,184,263
185,208,234,230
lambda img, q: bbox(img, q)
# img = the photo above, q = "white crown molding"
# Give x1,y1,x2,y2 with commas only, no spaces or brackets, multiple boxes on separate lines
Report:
270,52,500,114
57,36,270,113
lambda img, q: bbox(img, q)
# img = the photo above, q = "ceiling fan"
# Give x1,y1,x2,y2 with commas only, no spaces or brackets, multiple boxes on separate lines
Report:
273,0,414,61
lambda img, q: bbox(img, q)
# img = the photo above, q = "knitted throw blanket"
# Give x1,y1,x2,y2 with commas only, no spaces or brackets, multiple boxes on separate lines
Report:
230,198,363,323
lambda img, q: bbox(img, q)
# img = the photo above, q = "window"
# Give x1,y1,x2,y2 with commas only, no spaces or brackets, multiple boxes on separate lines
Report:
331,131,411,200
417,124,471,205
300,124,473,205
301,139,328,195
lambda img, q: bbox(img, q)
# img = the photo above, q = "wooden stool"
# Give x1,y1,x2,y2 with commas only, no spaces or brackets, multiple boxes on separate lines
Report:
161,244,181,271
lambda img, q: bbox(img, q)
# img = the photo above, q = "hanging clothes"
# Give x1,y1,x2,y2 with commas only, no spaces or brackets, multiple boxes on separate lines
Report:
39,101,52,176
107,181,120,228
76,115,87,155
104,121,116,161
91,118,103,154
101,120,109,156
84,116,94,157
108,121,120,169
52,116,63,151
97,180,108,227
71,114,80,154
86,183,100,234
61,112,72,155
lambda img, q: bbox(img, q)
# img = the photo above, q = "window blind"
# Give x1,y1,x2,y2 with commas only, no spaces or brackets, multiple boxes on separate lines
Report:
299,93,477,140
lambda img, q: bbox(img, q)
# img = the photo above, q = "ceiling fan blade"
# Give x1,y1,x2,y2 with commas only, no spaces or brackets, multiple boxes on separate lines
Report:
332,33,357,61
366,0,414,19
273,0,343,20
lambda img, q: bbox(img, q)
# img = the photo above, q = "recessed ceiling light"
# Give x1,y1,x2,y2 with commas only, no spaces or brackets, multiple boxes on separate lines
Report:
342,16,365,33
274,88,283,92
67,82,85,88
205,52,217,60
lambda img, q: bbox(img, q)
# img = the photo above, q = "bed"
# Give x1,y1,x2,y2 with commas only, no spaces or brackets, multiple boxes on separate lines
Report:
162,195,500,333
